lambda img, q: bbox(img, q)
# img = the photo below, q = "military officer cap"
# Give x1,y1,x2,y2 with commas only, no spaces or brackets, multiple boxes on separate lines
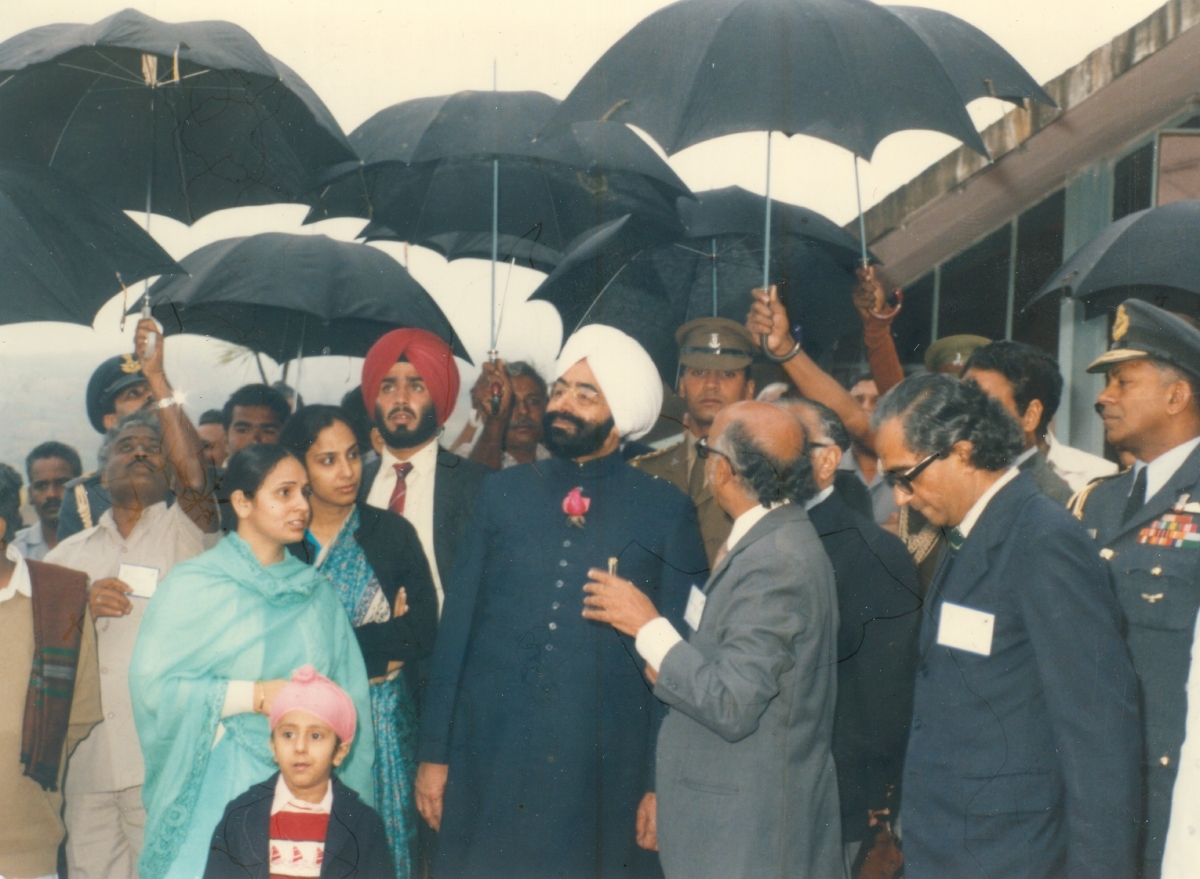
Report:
86,354,147,434
925,334,991,374
675,317,756,370
1088,298,1200,376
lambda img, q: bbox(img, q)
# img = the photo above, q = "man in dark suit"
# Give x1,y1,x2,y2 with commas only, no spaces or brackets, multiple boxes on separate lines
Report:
873,373,1141,879
358,329,489,615
962,340,1073,504
781,398,921,872
1072,299,1200,878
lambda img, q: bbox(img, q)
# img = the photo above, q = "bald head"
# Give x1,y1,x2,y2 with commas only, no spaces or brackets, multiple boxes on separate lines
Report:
709,400,816,509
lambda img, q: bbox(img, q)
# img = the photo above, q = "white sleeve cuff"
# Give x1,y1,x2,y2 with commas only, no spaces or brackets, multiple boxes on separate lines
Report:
222,680,256,718
635,617,683,672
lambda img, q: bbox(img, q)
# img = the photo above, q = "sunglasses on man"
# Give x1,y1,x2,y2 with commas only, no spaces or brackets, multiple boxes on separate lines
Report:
882,450,947,494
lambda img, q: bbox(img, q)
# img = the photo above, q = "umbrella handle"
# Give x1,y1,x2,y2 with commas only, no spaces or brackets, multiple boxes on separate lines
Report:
760,334,801,363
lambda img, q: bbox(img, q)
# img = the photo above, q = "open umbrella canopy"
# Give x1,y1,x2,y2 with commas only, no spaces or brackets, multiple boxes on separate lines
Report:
548,0,988,158
884,6,1055,107
361,224,565,274
1027,200,1200,319
305,91,688,250
138,233,468,363
0,8,354,224
0,161,182,325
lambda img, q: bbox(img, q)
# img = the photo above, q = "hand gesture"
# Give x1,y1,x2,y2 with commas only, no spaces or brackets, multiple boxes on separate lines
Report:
134,317,165,379
746,286,792,358
582,569,659,637
88,578,133,618
416,762,449,831
470,360,514,422
393,587,409,618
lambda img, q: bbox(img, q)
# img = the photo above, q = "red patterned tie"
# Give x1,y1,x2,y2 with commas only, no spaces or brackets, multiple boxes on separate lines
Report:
388,462,414,516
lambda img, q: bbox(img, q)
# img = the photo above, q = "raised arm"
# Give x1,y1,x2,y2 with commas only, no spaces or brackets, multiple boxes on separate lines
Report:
134,318,219,533
854,267,906,397
466,361,515,471
746,286,874,450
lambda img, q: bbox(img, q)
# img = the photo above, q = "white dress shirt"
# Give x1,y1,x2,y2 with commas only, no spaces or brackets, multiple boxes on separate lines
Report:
1045,431,1119,493
956,467,1020,539
46,501,215,792
0,541,32,604
636,502,783,672
804,485,835,511
10,520,50,561
366,440,444,610
1131,436,1200,505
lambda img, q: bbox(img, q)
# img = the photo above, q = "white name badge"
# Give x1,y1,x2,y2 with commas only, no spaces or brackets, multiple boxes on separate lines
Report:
684,585,706,631
936,602,995,656
118,563,160,600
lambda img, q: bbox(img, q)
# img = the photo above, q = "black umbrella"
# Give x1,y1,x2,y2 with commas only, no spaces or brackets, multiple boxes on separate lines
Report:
138,233,468,364
549,0,1052,279
884,6,1055,107
1026,200,1200,319
0,161,181,325
0,8,354,225
361,223,564,274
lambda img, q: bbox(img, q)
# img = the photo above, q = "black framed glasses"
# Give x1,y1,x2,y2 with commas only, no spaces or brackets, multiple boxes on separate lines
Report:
882,451,946,494
695,436,732,465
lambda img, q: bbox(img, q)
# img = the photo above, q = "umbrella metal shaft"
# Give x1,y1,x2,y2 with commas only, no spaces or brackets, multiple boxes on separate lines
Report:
854,156,869,268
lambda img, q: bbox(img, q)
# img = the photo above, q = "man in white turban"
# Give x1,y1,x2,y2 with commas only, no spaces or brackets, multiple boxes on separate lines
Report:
416,326,708,879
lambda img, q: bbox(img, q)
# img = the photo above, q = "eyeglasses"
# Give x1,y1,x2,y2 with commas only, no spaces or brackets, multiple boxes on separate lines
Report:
695,436,732,465
882,451,946,495
548,381,604,407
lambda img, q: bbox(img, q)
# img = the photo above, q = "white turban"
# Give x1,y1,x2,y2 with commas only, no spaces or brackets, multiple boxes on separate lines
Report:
555,325,663,441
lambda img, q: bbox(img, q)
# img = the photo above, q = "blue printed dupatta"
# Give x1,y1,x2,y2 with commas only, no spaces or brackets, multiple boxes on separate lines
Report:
130,532,374,879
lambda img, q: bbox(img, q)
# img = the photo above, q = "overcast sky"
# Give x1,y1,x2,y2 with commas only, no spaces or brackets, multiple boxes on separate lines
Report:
0,0,1170,468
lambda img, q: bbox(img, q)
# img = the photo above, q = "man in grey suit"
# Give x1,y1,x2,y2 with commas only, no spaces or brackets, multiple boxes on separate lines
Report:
584,400,844,879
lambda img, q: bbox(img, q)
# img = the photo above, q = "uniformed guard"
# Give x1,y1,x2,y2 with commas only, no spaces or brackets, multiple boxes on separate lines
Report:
924,333,990,374
1075,298,1200,879
632,317,756,564
58,354,153,538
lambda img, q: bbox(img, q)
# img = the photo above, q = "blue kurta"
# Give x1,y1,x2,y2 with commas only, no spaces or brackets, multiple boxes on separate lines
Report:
417,451,707,879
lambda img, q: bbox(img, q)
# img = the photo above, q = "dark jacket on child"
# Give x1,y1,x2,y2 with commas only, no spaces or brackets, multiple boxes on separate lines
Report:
203,773,396,879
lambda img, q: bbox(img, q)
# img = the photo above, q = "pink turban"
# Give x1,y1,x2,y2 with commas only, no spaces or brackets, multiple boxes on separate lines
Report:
269,665,357,744
361,329,460,426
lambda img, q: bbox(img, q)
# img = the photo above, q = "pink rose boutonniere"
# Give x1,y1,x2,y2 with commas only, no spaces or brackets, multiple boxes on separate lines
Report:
563,487,591,528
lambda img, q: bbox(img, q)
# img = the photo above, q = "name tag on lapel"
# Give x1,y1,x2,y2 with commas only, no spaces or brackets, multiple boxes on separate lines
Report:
937,602,995,656
684,585,706,631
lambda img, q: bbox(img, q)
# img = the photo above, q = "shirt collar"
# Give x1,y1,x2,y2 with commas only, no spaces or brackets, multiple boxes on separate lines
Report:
20,521,46,547
1137,436,1200,502
956,467,1020,539
0,542,32,604
381,439,439,476
804,485,835,511
1012,446,1038,468
271,772,333,816
98,499,171,540
727,501,785,553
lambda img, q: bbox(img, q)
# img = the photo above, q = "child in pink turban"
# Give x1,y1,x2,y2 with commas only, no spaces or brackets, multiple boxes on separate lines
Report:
203,666,395,879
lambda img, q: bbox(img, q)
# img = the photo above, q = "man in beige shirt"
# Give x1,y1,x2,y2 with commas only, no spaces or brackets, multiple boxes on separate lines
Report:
47,321,218,879
0,462,102,879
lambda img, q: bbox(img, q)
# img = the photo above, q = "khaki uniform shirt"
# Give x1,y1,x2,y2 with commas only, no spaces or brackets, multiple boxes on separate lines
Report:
632,433,730,566
46,501,215,793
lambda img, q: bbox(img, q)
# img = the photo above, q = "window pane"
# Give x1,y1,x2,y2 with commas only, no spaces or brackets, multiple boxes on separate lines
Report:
1112,142,1155,220
892,271,933,367
1012,190,1064,354
937,225,1010,342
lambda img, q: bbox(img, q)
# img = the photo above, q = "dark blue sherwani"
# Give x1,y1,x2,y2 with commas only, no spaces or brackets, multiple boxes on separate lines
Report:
417,451,707,879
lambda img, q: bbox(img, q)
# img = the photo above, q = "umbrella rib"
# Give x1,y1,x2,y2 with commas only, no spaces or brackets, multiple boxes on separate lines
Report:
55,62,143,86
49,70,112,166
88,48,147,82
572,262,631,335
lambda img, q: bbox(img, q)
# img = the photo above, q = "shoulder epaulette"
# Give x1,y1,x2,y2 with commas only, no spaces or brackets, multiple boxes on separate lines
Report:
630,441,682,465
1067,470,1124,521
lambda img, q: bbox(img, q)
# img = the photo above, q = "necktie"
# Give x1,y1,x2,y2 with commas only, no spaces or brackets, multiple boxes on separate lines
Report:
388,462,414,517
1123,466,1148,524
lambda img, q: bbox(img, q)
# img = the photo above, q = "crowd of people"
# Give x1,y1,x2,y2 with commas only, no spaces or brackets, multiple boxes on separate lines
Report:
5,268,1200,879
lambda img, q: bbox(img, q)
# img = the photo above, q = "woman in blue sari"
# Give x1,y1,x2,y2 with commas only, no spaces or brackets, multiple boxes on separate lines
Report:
130,444,374,879
281,405,438,878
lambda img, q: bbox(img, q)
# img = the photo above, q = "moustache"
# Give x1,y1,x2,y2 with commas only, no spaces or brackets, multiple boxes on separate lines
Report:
388,405,417,420
509,417,540,430
547,412,587,432
40,499,61,513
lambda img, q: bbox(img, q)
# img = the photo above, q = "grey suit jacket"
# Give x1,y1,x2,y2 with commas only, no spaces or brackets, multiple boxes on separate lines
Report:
653,504,844,879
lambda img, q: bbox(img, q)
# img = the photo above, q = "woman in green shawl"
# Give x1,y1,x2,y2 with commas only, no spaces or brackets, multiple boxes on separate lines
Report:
130,444,374,879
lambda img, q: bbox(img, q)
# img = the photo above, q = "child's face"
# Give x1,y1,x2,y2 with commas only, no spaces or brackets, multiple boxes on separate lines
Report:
269,710,351,795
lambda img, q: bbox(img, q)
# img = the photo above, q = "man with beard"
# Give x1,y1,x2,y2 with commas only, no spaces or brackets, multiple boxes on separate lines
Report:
359,329,489,616
415,325,707,879
11,441,82,560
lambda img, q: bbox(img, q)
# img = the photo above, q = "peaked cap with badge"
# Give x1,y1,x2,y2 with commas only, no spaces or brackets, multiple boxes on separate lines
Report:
924,334,990,374
85,354,147,434
1077,296,1200,873
675,317,757,371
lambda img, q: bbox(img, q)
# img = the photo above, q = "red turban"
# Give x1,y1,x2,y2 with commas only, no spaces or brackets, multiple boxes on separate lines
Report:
361,329,460,426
